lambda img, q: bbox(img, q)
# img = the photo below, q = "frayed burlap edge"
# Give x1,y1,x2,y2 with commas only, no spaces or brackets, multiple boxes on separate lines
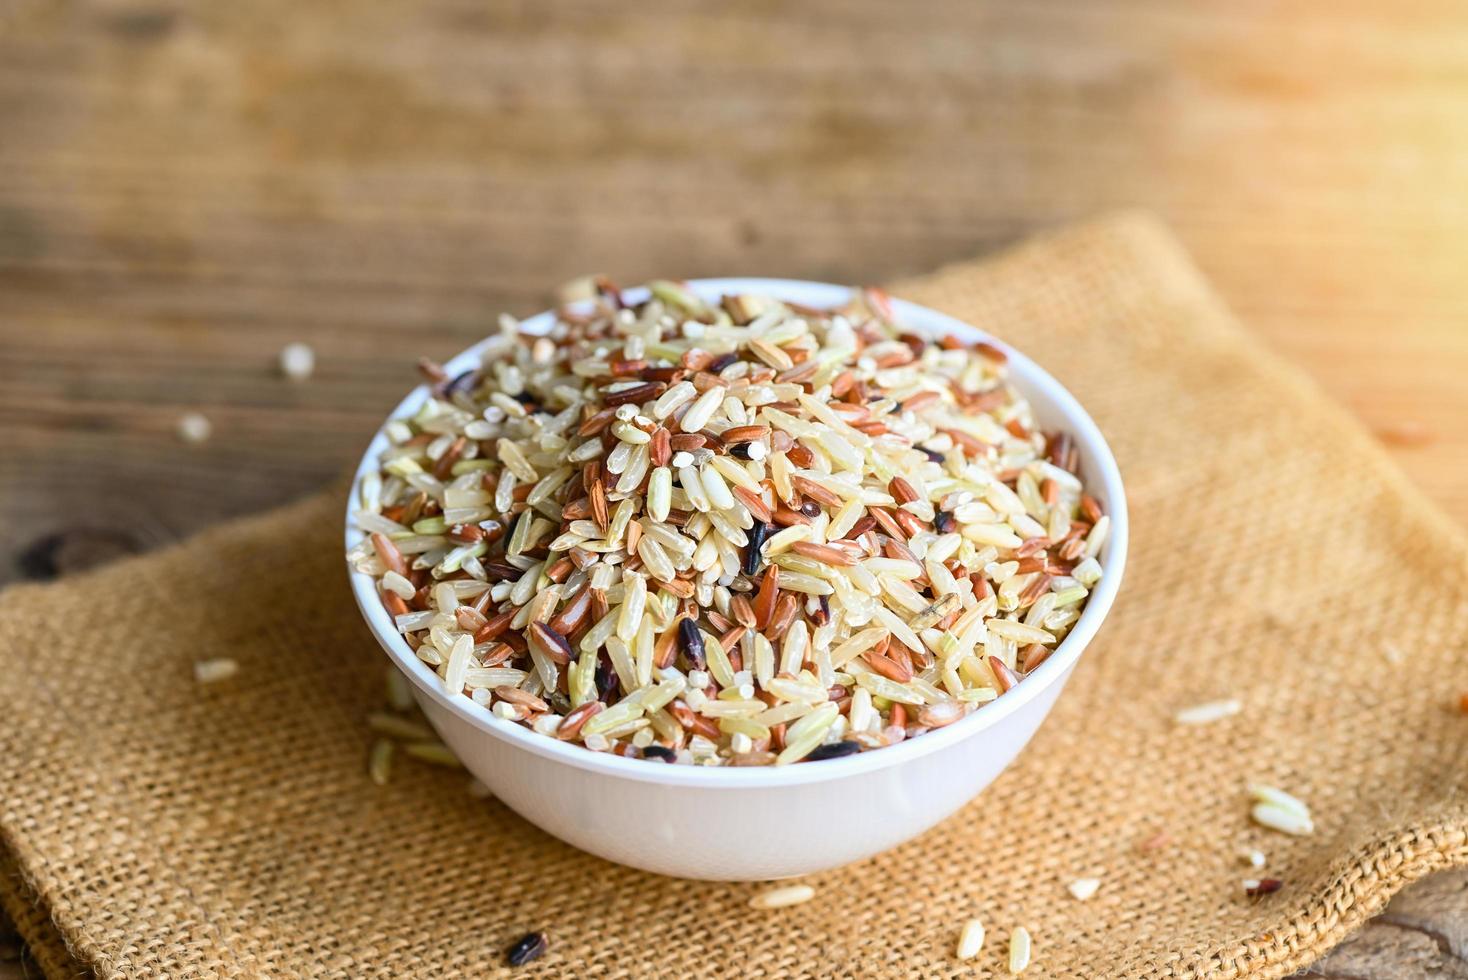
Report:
0,847,87,978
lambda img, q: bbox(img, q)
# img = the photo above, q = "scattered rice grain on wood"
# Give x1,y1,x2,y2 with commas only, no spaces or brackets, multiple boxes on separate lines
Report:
279,342,315,382
177,411,212,444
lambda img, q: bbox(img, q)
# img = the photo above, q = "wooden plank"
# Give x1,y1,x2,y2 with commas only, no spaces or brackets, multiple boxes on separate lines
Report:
0,1,1464,976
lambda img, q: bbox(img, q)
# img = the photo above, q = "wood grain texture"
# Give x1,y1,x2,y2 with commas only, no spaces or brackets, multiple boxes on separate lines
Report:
0,1,1465,976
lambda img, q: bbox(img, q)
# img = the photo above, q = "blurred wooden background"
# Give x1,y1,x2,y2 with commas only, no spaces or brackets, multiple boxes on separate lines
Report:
1,1,1466,976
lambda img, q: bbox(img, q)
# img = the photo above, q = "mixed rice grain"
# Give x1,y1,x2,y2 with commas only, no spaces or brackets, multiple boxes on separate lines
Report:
347,282,1107,765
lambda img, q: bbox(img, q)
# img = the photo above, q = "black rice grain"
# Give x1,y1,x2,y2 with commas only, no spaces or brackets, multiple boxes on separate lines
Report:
506,931,549,967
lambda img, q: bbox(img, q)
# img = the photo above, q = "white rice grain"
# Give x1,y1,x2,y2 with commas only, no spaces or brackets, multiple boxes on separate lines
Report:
177,412,212,444
279,342,315,382
1008,926,1032,974
1067,878,1100,901
194,657,238,684
956,918,985,960
749,884,815,910
1175,699,1243,725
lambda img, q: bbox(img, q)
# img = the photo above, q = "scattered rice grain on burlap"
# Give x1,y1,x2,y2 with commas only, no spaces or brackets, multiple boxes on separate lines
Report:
1,213,1466,979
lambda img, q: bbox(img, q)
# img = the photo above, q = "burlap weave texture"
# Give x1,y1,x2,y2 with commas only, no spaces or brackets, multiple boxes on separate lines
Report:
1,214,1465,978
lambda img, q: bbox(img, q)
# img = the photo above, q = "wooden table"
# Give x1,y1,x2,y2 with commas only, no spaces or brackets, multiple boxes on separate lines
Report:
2,1,1465,975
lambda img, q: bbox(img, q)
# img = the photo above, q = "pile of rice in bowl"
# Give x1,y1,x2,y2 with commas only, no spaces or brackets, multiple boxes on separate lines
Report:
347,281,1109,766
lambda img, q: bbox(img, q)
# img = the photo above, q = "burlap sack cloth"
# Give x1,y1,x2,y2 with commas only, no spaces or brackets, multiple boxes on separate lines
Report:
1,214,1465,979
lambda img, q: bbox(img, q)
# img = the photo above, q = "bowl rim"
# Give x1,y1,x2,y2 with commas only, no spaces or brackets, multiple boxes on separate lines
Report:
345,277,1128,788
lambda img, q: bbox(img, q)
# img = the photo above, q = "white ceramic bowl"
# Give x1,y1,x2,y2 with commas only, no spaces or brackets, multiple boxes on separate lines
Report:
346,278,1127,881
